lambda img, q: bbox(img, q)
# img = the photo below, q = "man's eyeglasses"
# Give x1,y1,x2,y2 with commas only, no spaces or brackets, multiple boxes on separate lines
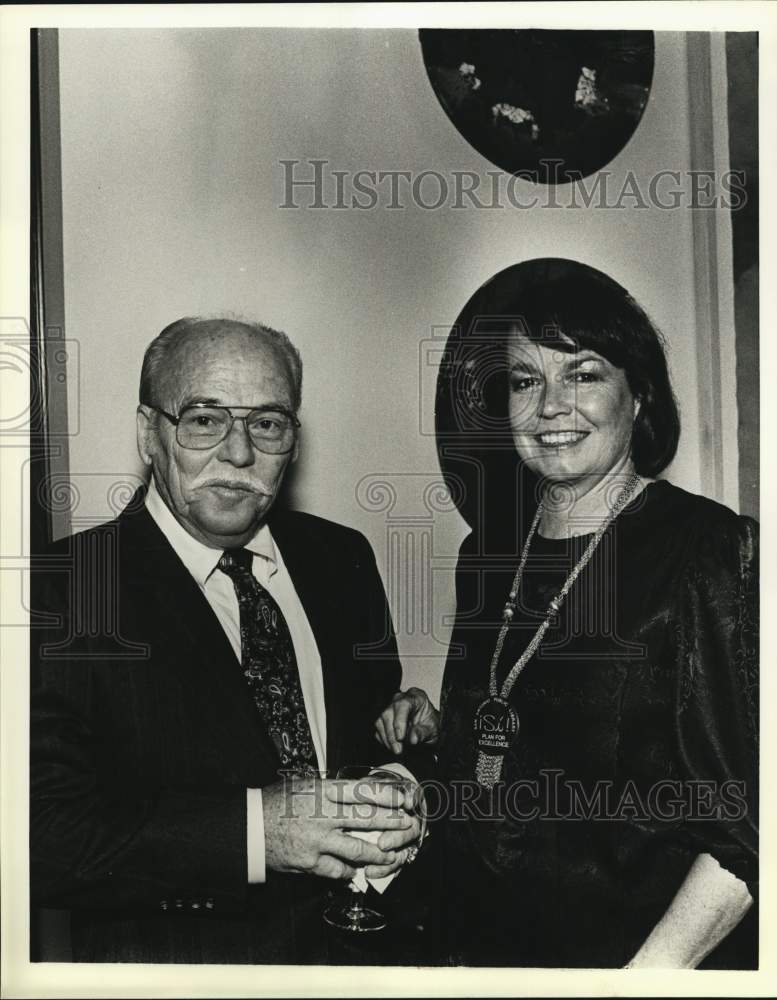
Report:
148,403,300,454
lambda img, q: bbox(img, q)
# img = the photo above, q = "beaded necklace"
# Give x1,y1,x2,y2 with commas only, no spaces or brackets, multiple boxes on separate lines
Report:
474,472,642,787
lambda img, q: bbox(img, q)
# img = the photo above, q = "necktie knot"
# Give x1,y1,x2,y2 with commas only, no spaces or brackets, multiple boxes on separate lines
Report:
218,548,253,578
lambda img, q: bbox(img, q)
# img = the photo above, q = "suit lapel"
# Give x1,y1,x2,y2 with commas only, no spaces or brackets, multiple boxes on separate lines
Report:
116,494,282,774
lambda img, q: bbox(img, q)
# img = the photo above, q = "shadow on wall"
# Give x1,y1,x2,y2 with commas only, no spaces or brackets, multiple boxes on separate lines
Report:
725,32,758,520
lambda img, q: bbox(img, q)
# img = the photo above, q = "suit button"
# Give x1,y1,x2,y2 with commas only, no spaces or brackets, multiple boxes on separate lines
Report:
159,900,168,911
205,899,215,910
175,899,183,909
190,902,200,910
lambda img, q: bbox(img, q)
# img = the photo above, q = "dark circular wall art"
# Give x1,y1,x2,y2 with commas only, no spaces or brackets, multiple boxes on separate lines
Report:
420,29,655,184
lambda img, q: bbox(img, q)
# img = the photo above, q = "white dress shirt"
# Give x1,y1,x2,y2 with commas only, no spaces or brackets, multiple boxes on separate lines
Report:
145,480,326,883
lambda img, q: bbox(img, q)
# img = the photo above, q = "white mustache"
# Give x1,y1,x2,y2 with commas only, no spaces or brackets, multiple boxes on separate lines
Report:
199,479,273,495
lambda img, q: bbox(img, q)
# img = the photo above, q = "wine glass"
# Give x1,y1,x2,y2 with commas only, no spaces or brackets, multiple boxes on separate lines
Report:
322,765,423,933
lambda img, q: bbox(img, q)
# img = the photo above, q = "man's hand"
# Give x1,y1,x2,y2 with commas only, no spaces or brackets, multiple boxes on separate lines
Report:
326,774,424,880
263,776,418,880
375,687,440,755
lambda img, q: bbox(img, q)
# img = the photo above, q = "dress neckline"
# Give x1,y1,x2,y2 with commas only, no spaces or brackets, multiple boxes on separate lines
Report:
533,479,665,545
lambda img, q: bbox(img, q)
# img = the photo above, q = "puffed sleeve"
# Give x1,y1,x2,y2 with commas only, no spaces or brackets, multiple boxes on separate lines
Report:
672,514,758,896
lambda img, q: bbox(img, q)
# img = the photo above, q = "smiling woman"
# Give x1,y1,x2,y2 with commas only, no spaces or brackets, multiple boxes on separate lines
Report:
380,258,758,968
498,264,679,539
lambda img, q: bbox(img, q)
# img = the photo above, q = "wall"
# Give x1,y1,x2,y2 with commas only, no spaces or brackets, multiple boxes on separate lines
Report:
59,28,713,699
725,31,759,519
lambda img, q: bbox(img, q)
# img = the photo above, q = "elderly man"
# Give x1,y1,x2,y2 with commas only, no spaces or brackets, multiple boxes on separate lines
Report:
30,318,421,964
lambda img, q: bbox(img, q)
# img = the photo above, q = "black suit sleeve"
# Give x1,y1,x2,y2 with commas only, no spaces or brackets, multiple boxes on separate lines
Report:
31,691,249,913
30,562,249,914
32,723,249,917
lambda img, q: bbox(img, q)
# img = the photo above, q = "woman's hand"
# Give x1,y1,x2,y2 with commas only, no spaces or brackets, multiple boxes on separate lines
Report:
375,687,440,755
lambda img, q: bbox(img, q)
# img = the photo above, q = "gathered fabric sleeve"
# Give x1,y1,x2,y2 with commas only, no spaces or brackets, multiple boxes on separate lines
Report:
672,514,758,897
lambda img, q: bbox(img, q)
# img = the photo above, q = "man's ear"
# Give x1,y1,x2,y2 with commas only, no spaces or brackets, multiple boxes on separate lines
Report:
291,436,300,464
633,395,642,420
136,405,156,467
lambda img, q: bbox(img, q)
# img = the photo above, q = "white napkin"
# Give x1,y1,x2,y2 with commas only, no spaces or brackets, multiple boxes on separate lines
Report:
347,762,417,895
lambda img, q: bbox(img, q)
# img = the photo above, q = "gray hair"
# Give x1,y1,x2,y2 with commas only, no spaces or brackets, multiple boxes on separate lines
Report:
139,316,303,411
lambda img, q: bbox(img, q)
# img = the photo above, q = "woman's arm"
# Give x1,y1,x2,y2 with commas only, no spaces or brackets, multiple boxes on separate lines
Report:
626,853,753,968
652,512,759,965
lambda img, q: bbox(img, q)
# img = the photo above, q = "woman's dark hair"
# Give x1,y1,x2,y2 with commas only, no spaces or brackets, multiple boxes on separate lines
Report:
436,259,681,533
502,263,680,477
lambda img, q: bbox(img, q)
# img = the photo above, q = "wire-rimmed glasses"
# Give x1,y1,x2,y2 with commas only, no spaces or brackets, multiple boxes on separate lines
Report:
147,403,300,454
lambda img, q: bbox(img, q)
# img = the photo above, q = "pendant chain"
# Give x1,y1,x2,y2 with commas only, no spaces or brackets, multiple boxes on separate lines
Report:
488,473,642,701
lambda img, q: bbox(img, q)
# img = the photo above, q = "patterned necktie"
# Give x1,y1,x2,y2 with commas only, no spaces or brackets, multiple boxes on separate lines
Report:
217,547,317,774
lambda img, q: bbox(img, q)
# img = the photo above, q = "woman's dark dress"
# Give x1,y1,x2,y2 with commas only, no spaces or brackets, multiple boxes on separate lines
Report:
437,481,758,968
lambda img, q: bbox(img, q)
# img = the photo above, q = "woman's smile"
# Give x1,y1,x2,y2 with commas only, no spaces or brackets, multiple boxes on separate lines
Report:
534,430,590,448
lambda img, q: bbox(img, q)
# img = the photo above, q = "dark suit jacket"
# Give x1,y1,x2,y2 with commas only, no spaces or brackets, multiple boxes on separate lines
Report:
30,491,404,963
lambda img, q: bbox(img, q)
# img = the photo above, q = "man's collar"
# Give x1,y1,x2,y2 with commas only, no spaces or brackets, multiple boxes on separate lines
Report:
144,478,277,587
